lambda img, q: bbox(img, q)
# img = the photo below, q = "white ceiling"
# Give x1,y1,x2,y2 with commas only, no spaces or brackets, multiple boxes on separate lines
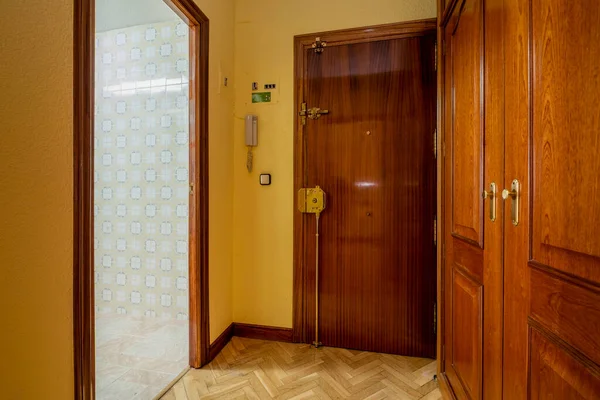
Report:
96,0,179,32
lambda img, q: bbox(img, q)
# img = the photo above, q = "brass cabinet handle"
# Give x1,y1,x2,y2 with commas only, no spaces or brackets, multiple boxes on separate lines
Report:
502,179,520,226
482,182,497,222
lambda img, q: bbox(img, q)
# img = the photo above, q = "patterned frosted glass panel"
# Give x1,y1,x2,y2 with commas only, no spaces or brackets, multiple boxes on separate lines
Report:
94,2,190,397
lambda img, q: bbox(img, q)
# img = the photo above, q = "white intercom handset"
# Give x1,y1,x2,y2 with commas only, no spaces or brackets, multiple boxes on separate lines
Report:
245,114,258,172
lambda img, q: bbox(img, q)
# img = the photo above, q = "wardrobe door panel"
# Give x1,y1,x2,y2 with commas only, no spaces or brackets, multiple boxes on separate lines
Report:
442,0,486,398
449,0,484,247
505,0,600,398
531,0,600,281
451,269,482,400
530,328,600,400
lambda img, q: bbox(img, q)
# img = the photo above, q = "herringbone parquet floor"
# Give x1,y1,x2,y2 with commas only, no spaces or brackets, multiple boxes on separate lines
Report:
160,337,441,400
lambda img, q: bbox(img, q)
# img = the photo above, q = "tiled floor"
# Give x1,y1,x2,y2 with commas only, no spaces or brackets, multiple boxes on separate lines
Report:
161,336,441,399
95,314,189,400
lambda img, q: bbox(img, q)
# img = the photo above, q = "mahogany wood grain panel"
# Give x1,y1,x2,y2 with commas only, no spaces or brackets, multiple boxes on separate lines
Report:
530,265,600,367
452,239,483,284
502,0,532,397
505,0,600,398
448,269,482,400
481,0,505,398
299,32,436,357
293,21,436,347
531,0,600,283
449,0,484,247
529,327,600,400
441,0,487,398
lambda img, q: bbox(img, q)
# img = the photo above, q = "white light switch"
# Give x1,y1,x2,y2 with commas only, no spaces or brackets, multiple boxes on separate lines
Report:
259,174,271,186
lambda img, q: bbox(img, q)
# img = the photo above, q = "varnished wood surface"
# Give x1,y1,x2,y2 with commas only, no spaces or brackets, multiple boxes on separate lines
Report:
161,337,441,399
501,1,531,398
293,21,437,347
74,0,96,398
209,324,295,364
441,0,486,398
529,326,600,400
504,0,600,398
170,0,211,369
209,323,234,362
481,0,505,398
233,323,294,343
450,270,481,400
296,28,436,357
440,0,600,398
435,0,446,382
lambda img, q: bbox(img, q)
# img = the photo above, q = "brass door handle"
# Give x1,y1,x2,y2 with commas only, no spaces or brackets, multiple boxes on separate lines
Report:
308,107,329,120
502,179,520,226
482,182,497,222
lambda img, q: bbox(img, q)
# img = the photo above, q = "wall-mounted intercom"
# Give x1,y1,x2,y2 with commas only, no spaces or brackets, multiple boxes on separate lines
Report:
245,114,258,172
245,114,258,146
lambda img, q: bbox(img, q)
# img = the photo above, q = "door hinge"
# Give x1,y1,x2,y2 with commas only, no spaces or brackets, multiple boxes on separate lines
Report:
433,129,437,158
433,303,437,336
189,182,194,195
299,102,307,125
433,217,437,246
312,37,327,54
434,41,438,71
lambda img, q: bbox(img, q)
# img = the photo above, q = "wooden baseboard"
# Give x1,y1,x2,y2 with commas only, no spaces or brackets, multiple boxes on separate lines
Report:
208,323,234,361
233,323,294,343
207,323,293,363
438,372,457,400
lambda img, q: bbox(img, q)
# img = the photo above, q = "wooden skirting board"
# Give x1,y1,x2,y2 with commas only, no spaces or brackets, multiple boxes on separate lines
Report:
207,323,293,363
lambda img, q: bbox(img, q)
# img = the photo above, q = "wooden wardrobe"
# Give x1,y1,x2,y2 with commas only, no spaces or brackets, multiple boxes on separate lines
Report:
437,0,600,399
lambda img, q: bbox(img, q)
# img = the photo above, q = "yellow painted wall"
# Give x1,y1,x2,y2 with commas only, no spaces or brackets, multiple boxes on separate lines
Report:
0,1,233,398
232,0,437,327
195,0,236,344
0,1,74,398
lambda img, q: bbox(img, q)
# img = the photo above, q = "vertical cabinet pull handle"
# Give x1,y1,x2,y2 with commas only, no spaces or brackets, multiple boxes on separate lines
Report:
482,182,497,222
502,179,520,226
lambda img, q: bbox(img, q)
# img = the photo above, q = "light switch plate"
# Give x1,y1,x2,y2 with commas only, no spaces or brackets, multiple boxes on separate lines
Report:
259,174,271,186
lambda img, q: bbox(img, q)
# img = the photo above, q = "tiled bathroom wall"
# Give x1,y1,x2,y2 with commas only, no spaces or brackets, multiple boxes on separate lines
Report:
93,20,190,321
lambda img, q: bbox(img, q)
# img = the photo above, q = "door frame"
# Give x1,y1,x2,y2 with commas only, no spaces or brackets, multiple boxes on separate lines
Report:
292,19,438,344
73,0,209,398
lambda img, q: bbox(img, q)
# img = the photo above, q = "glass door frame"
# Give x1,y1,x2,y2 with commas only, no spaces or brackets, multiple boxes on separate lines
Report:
73,0,210,398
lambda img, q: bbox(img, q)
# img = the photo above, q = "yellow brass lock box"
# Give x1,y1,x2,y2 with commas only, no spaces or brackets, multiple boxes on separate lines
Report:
298,186,326,214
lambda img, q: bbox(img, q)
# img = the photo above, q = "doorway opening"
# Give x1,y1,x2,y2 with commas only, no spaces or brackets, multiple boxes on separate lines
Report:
74,0,209,399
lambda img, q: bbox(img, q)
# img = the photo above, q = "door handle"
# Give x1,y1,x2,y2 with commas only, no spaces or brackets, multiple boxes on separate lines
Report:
502,179,520,226
481,182,497,222
307,107,329,120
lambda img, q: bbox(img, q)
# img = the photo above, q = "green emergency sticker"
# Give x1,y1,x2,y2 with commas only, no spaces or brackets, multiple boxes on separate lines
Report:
252,92,271,103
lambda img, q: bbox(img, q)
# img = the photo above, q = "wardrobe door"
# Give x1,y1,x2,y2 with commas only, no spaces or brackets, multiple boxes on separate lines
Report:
441,0,504,398
504,0,600,398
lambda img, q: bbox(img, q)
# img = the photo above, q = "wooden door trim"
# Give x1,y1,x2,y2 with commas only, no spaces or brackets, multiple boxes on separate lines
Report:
73,0,209,398
436,0,446,383
292,19,437,344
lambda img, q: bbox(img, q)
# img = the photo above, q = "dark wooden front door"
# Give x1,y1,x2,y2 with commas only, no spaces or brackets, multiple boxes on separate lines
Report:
294,23,437,358
504,0,600,398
